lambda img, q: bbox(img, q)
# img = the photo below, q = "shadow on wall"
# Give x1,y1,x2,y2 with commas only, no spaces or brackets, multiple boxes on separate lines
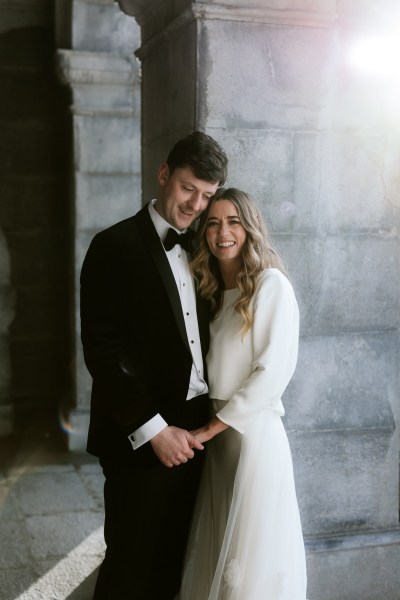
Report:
0,229,15,435
0,26,73,438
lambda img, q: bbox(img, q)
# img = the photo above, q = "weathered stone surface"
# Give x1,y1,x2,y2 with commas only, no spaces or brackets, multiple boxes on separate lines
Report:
74,115,139,174
199,20,337,131
14,469,97,516
26,511,103,559
284,331,398,432
290,428,398,535
72,0,138,54
0,518,32,568
277,233,400,334
75,173,141,229
306,531,400,600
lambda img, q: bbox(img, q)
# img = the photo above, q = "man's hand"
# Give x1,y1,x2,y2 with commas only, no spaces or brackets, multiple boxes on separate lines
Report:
150,426,204,468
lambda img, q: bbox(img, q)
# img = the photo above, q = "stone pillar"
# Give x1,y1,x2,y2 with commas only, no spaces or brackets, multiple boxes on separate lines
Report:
117,1,400,598
55,0,141,450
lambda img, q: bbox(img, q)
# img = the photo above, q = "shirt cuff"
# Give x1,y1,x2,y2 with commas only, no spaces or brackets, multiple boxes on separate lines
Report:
128,414,168,450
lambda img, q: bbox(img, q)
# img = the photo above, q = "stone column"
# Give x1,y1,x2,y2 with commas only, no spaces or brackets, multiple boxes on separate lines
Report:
117,1,400,598
55,0,141,450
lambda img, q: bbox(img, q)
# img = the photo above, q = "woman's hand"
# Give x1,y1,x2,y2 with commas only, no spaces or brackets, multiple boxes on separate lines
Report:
190,417,229,443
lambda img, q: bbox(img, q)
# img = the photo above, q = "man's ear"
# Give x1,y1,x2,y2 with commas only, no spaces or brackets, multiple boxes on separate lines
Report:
158,163,169,185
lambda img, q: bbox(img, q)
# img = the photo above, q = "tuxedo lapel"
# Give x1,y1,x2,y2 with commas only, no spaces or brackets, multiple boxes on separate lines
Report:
133,205,190,352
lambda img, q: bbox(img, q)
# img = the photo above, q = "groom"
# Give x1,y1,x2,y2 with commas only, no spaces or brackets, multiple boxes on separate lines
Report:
80,131,228,599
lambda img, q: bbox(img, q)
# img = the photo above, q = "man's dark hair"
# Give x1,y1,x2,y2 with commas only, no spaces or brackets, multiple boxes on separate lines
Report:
166,131,228,186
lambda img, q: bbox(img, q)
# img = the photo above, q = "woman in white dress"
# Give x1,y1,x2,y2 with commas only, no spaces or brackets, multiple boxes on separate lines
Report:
180,188,307,600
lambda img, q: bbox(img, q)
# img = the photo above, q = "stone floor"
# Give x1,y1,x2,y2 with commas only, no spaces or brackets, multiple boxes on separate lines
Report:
0,419,105,600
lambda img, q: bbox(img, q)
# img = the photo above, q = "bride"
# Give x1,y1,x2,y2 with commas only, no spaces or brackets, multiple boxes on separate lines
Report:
179,188,307,600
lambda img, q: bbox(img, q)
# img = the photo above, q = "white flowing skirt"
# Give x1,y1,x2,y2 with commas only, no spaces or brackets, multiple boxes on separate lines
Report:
180,402,307,600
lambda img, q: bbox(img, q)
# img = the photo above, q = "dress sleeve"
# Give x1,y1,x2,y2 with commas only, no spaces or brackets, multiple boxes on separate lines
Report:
216,271,299,434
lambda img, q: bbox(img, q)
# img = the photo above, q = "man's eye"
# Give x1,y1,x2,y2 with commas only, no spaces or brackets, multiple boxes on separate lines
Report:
183,186,194,192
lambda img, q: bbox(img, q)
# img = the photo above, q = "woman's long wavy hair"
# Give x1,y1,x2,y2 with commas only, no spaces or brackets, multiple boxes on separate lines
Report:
191,188,286,335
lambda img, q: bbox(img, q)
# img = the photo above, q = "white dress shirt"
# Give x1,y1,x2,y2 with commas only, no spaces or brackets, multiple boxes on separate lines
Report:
129,200,207,450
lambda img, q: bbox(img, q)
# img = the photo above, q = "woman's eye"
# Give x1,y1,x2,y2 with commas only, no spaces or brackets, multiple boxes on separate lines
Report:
207,221,218,228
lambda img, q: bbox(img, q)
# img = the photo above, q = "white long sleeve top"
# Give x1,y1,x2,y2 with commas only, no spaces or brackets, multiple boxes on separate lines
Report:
207,268,299,434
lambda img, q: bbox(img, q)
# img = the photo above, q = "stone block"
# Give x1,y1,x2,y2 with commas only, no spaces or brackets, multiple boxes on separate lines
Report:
277,233,400,334
72,0,139,54
282,332,399,535
72,80,141,115
318,133,399,233
306,530,400,600
292,132,321,233
284,332,399,432
75,173,141,230
74,114,139,174
289,428,398,535
292,131,400,235
199,19,337,131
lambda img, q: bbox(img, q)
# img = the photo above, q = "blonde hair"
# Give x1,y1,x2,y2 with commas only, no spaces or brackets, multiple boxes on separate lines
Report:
191,188,286,335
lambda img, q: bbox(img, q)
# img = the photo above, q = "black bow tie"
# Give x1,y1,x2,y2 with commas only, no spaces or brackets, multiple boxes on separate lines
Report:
163,228,194,253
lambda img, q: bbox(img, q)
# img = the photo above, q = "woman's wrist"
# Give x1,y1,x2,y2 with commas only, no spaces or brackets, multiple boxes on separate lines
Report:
206,416,229,440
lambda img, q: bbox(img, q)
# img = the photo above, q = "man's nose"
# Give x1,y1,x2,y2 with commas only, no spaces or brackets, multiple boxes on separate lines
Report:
189,192,204,210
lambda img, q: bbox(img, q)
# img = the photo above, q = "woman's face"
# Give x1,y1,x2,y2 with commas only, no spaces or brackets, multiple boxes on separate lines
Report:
205,199,247,264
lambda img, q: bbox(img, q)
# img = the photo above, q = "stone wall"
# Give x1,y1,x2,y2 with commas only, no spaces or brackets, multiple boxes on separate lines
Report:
0,0,71,434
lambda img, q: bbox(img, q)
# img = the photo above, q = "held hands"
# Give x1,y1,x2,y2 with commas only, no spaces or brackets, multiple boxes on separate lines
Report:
191,417,229,444
150,426,204,468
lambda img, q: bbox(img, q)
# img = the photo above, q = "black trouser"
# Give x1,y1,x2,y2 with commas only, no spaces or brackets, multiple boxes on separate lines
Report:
93,395,209,600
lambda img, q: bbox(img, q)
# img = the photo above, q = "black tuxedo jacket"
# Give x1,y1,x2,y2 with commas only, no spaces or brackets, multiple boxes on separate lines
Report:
80,204,210,465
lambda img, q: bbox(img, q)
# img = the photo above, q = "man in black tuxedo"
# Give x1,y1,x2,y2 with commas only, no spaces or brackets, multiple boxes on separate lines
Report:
80,131,228,599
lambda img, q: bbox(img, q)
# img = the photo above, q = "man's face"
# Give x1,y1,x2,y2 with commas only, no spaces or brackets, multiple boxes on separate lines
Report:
155,164,219,231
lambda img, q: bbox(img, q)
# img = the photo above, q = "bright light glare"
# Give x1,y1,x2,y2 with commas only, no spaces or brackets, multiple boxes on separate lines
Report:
349,33,400,86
